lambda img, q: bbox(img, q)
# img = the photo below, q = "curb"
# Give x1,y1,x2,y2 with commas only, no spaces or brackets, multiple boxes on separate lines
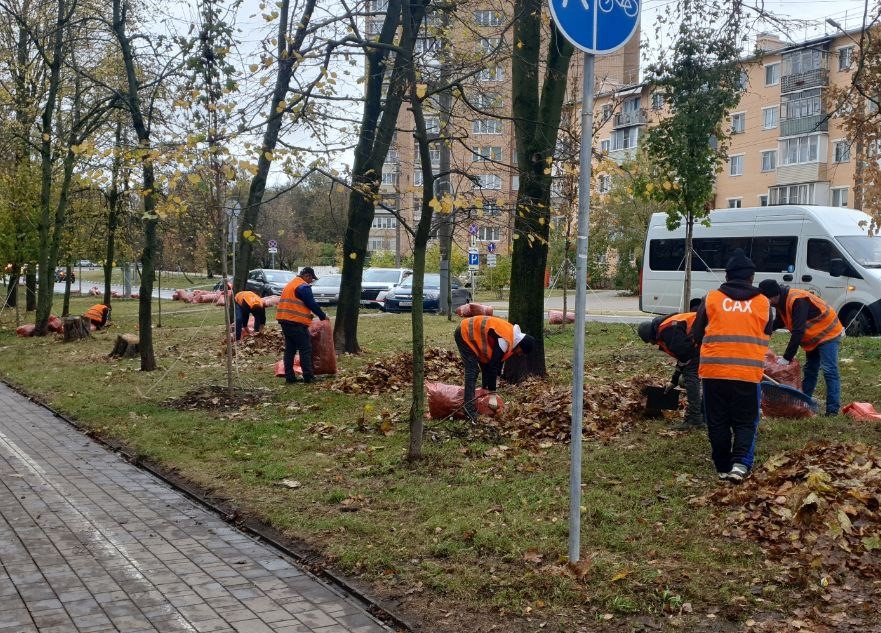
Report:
0,378,414,633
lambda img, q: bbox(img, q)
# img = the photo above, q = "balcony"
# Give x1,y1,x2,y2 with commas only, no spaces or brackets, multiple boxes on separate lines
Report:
781,67,828,94
780,114,829,138
777,162,827,186
612,109,647,129
609,147,638,164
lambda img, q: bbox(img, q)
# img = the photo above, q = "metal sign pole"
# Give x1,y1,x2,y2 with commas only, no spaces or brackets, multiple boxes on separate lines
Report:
569,52,595,564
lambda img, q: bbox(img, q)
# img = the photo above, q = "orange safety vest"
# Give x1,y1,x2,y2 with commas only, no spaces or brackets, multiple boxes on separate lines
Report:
459,316,516,364
656,312,696,358
781,288,843,351
235,291,264,310
699,290,771,383
276,277,313,325
83,304,108,323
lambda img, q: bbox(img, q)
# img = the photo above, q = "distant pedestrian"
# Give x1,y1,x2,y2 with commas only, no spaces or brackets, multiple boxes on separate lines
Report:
277,267,327,384
692,249,772,482
637,310,703,430
83,304,111,330
454,316,534,421
233,290,266,340
758,280,844,415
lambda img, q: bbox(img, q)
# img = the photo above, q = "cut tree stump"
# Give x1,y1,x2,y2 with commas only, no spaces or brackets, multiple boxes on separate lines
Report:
62,316,91,342
109,334,140,358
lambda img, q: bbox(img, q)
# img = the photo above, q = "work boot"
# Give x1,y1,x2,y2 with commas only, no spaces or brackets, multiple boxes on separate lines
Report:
671,413,705,432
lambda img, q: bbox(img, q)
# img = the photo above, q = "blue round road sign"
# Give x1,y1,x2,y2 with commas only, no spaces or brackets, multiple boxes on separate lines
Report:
548,0,640,55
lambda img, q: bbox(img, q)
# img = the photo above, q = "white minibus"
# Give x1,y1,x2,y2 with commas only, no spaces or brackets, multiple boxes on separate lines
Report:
640,205,881,336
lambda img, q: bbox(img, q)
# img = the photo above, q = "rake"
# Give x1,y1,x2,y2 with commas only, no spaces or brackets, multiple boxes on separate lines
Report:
761,374,820,418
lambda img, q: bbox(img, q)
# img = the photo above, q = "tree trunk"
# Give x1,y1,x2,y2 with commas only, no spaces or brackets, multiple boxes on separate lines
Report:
682,211,694,313
335,191,374,353
62,260,72,316
5,264,19,308
138,216,158,371
505,8,574,381
104,119,123,308
109,334,140,358
62,316,91,341
25,266,36,311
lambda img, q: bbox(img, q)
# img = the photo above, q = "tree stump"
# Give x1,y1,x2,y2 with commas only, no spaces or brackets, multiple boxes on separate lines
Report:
109,334,140,358
62,316,91,342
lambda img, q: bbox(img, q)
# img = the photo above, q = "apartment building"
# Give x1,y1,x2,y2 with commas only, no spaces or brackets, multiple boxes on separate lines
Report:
593,31,860,210
365,1,640,259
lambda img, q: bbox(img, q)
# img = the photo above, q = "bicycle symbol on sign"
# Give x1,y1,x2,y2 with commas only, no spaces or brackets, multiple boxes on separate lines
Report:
561,0,639,18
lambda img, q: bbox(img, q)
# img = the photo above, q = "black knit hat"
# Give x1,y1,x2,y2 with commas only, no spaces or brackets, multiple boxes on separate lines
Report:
637,320,654,343
725,248,756,280
517,334,535,355
299,266,318,280
758,279,781,299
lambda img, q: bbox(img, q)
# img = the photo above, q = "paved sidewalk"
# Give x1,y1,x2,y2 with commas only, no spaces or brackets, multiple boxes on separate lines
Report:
0,383,391,633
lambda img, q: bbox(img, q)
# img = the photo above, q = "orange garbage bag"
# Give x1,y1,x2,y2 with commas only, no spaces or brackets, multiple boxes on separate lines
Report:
548,310,575,324
842,402,881,421
763,350,801,389
426,382,504,419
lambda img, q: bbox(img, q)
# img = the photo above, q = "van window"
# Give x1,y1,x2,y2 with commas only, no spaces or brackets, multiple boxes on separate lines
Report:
649,239,686,271
692,237,752,270
807,238,843,273
751,236,797,272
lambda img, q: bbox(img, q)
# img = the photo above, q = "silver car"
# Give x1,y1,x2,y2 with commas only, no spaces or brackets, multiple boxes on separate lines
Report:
311,274,342,305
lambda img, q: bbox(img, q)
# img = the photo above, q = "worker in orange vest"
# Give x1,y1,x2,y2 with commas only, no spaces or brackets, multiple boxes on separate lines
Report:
637,309,703,430
692,249,773,482
758,279,844,415
277,267,327,384
83,304,111,330
233,290,266,340
454,316,535,420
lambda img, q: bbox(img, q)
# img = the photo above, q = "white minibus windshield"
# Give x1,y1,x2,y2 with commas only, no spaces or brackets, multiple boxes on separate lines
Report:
838,236,881,269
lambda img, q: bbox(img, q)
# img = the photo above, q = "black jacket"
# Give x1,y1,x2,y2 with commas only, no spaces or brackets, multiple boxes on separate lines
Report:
771,286,824,361
652,315,696,363
691,280,774,348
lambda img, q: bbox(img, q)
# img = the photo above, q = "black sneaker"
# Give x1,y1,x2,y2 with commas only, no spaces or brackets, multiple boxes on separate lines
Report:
726,463,749,483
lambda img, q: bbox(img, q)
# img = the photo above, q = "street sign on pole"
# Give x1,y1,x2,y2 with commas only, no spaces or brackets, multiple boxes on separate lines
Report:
548,0,640,55
267,239,278,253
486,253,497,268
547,0,640,565
468,248,479,271
468,223,478,235
487,242,496,254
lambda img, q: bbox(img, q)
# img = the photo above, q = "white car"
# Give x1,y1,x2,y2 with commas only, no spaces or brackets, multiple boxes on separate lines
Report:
360,268,412,308
311,274,342,305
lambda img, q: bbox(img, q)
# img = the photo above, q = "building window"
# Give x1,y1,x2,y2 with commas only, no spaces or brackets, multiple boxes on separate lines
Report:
729,154,744,176
831,187,849,207
478,226,500,242
765,62,780,86
474,9,502,26
472,146,502,162
479,37,500,54
475,174,502,190
600,139,610,154
425,116,440,135
611,127,638,150
478,66,505,81
512,175,519,190
484,202,501,216
601,104,613,122
769,183,815,205
368,237,388,251
365,19,383,35
371,215,397,229
415,37,439,55
833,140,851,163
651,92,664,111
762,106,778,129
473,92,502,109
759,194,769,206
839,46,854,71
385,149,398,164
780,135,820,165
761,150,777,172
727,198,742,208
381,168,398,186
731,112,746,134
622,97,640,113
472,118,502,134
784,48,823,76
413,170,423,186
781,88,822,120
598,174,611,194
739,71,749,90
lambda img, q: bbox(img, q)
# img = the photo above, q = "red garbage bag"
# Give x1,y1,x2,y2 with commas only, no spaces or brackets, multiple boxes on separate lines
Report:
764,350,801,389
16,324,35,337
88,286,101,296
426,382,504,419
842,402,881,421
214,293,227,306
274,359,285,377
47,315,63,333
455,303,494,317
548,310,575,324
301,319,337,375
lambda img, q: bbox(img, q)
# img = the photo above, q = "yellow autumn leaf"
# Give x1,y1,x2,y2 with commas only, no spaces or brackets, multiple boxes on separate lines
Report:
610,569,630,582
42,133,50,141
276,100,287,113
349,252,357,260
264,151,273,161
416,84,427,99
242,229,254,240
187,174,201,185
249,64,259,72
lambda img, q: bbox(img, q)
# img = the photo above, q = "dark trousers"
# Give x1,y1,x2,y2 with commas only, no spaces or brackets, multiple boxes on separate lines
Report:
281,321,312,382
235,304,266,340
454,328,481,418
680,359,702,419
702,379,761,473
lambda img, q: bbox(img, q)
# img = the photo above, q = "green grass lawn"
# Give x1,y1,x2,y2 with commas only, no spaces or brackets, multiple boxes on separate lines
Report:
71,268,216,288
1,298,879,631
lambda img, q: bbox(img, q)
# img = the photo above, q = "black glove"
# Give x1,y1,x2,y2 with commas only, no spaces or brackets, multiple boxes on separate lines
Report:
666,370,681,392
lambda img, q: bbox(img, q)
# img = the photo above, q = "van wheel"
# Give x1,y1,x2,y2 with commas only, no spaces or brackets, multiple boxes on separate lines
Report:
842,306,875,337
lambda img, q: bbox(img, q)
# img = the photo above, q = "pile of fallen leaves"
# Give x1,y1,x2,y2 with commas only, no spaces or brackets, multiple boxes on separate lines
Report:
164,385,271,416
332,347,461,394
709,441,881,583
482,374,658,445
219,329,285,360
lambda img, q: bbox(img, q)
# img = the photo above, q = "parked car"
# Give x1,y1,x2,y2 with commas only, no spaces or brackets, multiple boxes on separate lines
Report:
311,274,342,305
383,273,472,313
244,269,297,297
54,268,75,283
360,268,412,308
76,259,96,268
